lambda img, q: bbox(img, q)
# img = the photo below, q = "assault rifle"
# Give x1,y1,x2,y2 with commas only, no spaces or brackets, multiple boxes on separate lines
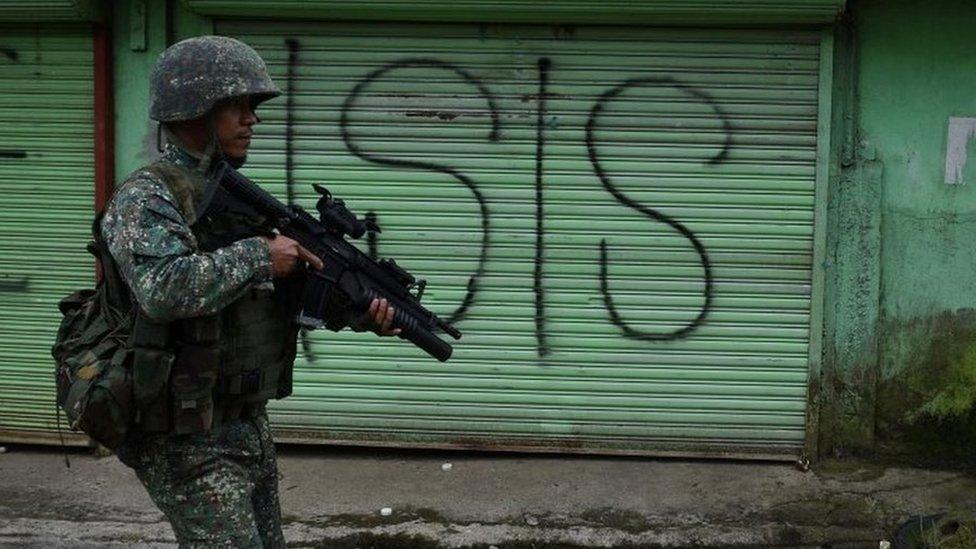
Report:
201,160,461,362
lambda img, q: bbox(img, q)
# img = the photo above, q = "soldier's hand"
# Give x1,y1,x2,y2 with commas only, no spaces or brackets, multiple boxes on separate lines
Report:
260,234,324,277
367,298,401,337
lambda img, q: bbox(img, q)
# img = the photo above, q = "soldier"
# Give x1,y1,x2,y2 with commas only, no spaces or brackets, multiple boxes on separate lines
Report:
102,36,397,547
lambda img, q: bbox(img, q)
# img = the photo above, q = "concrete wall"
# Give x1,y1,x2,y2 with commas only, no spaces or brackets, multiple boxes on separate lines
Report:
823,0,976,463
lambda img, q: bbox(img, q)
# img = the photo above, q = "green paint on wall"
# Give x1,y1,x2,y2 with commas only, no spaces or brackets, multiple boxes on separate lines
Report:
818,18,882,458
112,0,168,181
856,0,976,319
171,0,213,41
821,0,976,462
113,0,213,184
857,0,976,461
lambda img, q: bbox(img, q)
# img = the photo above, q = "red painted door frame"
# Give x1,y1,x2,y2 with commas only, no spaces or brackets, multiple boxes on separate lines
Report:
93,22,114,214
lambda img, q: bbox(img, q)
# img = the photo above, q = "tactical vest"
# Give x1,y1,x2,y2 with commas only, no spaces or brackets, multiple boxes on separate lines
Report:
126,160,298,435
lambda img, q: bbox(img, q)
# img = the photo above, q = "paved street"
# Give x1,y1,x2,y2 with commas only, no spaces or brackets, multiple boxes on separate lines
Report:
1,444,974,547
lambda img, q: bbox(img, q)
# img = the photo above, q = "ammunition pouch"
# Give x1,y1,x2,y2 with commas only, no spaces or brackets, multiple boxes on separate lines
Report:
130,315,173,433
170,317,220,435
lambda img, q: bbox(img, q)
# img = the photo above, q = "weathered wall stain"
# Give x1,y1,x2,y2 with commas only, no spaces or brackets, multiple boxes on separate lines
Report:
404,110,459,121
876,309,976,466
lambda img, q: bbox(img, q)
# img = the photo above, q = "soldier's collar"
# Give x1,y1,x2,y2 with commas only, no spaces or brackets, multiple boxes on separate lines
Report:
158,123,212,174
161,143,206,173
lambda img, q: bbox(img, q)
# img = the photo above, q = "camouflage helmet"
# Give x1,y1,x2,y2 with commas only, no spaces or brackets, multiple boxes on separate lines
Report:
150,35,280,122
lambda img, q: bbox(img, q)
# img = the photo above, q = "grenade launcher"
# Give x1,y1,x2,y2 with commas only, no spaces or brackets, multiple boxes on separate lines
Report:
201,160,461,362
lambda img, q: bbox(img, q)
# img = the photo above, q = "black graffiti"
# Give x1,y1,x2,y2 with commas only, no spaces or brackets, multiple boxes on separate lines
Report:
299,328,317,363
281,48,730,349
533,58,551,357
366,211,380,259
586,77,730,341
340,58,500,325
284,38,299,206
0,45,21,170
0,277,30,293
283,38,318,362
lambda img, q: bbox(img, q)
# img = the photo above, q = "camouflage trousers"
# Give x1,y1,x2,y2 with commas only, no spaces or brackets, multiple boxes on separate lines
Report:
117,413,284,548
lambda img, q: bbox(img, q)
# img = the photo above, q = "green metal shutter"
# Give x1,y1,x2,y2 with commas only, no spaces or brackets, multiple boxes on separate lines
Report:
190,1,846,25
0,25,94,444
0,1,104,22
221,20,822,458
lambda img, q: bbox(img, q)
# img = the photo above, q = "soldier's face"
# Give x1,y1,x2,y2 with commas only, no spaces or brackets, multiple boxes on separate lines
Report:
214,96,258,159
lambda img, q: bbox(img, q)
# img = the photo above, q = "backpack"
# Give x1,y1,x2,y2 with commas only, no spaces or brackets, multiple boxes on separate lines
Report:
51,215,136,449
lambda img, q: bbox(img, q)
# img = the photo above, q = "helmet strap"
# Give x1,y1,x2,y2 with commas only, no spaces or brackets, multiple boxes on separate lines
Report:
155,123,165,154
199,113,220,174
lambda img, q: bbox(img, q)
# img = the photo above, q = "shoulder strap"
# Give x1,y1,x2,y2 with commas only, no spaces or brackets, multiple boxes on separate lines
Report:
90,212,133,326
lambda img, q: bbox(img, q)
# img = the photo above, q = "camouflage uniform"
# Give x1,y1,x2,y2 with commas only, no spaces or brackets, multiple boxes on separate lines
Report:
104,36,289,548
105,143,285,548
116,412,283,548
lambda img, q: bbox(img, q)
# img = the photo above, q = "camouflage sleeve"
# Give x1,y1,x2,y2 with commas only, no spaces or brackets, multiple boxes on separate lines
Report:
101,173,273,322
